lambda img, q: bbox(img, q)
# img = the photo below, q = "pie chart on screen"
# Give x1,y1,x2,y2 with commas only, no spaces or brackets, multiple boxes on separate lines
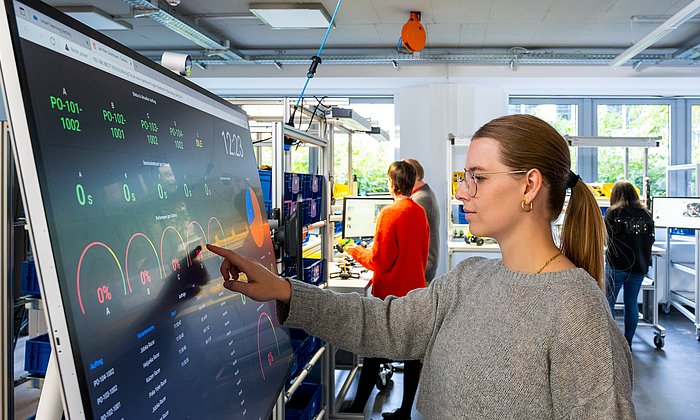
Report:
245,187,267,247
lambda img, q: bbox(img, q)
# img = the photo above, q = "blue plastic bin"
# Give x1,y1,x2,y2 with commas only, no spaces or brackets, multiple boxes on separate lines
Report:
456,206,468,224
285,382,322,420
281,258,324,284
258,169,272,214
25,333,51,375
302,174,324,199
284,172,302,201
299,197,323,225
289,328,309,341
302,258,324,285
670,228,695,237
21,260,40,296
283,200,298,219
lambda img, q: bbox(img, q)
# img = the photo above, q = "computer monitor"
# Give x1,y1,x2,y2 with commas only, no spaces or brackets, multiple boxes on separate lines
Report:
653,197,700,229
342,196,393,239
0,0,293,418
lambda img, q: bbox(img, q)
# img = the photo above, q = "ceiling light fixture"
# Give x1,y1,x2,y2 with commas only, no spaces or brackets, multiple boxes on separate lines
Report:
249,3,333,29
565,135,661,148
364,126,390,142
328,107,371,132
611,0,700,67
58,6,132,31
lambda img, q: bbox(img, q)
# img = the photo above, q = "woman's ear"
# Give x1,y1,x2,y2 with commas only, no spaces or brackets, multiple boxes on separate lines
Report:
523,168,544,203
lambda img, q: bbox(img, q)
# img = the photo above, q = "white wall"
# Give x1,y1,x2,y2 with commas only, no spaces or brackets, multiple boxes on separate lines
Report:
396,84,507,278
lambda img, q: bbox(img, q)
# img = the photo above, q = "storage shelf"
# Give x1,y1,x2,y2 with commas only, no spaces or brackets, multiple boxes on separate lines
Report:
285,344,327,402
671,261,696,275
313,408,326,420
283,125,327,147
303,220,327,232
670,290,696,308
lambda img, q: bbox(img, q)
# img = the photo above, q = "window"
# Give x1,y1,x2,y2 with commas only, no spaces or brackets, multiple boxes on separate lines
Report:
596,103,669,197
692,104,700,164
508,102,578,172
333,102,394,195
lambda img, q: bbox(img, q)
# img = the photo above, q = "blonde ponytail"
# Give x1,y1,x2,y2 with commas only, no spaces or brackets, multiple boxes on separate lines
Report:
560,179,606,290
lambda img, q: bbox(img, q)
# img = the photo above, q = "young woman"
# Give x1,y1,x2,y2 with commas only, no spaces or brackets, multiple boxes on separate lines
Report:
344,160,429,418
207,114,635,419
605,180,655,347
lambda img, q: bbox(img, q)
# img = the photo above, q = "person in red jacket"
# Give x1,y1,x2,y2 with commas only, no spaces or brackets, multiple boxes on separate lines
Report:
344,160,429,419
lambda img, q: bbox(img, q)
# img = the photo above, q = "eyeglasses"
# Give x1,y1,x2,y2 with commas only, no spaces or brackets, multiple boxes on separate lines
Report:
461,169,528,197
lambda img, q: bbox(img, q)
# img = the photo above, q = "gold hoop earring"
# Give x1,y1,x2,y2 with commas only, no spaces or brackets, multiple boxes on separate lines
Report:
521,200,533,212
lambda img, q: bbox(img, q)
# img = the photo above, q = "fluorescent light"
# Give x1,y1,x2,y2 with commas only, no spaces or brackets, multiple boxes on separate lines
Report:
249,3,333,29
58,6,132,31
610,0,700,67
328,107,372,132
565,136,661,148
365,126,390,142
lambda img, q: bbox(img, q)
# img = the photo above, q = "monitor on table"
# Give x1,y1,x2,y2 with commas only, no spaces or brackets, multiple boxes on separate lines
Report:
342,196,393,239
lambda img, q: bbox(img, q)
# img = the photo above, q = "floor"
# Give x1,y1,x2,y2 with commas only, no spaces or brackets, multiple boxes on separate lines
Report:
12,308,700,419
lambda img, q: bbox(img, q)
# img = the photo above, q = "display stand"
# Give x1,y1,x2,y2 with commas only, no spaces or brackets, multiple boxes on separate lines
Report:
34,354,61,420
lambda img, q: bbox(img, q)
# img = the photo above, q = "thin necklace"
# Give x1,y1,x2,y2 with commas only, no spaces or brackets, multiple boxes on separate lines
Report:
536,251,562,274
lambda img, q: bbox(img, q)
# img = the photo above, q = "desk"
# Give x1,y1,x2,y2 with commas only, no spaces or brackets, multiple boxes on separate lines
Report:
327,261,372,294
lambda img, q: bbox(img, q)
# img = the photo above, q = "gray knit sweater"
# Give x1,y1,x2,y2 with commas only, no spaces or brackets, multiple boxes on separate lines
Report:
278,257,635,419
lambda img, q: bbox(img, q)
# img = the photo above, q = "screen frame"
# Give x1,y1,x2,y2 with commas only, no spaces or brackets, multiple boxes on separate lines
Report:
341,195,393,239
0,1,273,418
652,196,700,229
0,0,87,416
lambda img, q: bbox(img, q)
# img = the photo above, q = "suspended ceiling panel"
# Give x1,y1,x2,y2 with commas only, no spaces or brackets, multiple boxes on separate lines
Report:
37,0,700,66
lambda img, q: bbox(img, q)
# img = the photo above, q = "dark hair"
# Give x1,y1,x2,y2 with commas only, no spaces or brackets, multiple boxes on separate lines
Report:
387,161,416,197
404,158,424,180
610,180,644,210
472,114,606,289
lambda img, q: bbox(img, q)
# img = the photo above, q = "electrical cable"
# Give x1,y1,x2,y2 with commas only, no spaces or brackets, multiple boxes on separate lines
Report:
306,96,327,132
287,0,343,127
299,97,304,129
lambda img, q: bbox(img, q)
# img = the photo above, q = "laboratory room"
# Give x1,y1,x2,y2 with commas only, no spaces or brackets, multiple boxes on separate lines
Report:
3,0,700,419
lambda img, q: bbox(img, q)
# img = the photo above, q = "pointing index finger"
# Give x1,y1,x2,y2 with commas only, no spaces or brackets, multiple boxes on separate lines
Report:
206,244,238,260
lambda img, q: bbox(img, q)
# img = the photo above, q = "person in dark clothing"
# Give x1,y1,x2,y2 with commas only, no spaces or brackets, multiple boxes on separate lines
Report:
405,158,440,284
604,180,655,347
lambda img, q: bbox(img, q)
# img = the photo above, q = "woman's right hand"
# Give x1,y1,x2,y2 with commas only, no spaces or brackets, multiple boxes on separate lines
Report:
206,244,292,304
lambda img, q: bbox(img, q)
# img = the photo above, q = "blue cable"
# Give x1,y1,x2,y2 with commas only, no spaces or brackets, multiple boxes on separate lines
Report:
315,0,342,57
290,0,343,122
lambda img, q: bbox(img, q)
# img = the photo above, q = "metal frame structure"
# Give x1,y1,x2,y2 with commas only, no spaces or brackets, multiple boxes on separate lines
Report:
565,135,661,200
663,164,700,340
2,121,13,420
244,96,333,420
